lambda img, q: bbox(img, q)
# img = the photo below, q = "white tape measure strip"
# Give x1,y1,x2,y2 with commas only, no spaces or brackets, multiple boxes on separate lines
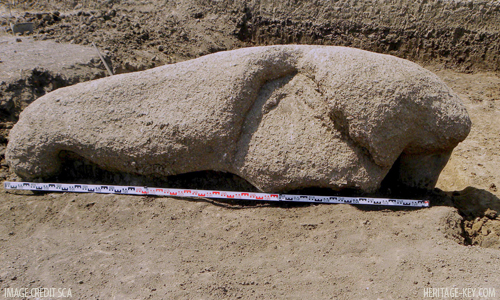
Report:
3,181,430,207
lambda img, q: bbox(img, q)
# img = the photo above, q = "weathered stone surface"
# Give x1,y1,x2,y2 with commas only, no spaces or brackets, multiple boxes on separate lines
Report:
6,46,471,192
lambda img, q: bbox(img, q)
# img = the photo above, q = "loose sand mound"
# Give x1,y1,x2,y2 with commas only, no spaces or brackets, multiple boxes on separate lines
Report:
0,35,106,122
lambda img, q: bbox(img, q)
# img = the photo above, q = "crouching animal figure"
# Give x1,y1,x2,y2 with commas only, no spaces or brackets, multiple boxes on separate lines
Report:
6,45,471,192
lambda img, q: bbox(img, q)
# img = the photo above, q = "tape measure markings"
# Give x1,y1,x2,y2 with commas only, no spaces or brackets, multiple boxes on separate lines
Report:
3,181,430,207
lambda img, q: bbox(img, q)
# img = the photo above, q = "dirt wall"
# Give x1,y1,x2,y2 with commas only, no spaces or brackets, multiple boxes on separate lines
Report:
5,0,500,72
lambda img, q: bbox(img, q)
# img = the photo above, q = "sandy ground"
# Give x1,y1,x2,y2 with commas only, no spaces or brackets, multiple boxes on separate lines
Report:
433,68,500,195
0,189,498,300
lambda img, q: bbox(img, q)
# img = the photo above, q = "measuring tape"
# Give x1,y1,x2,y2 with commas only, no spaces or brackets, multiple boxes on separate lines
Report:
3,181,430,207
